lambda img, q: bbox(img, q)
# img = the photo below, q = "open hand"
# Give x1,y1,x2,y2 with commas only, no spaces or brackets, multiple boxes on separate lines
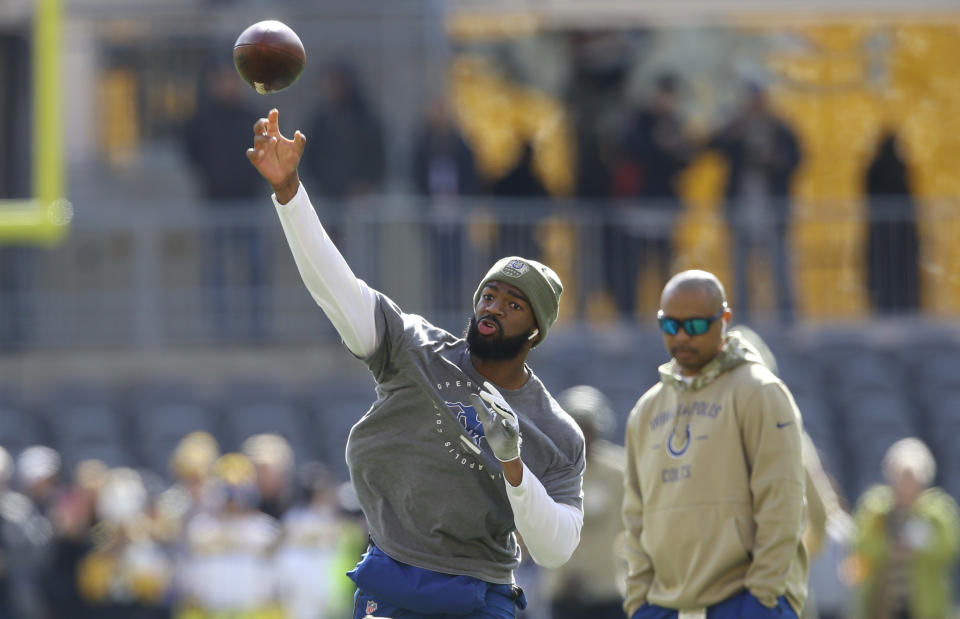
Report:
246,108,306,203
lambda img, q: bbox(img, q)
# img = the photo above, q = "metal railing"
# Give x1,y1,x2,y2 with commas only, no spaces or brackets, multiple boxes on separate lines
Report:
0,194,942,352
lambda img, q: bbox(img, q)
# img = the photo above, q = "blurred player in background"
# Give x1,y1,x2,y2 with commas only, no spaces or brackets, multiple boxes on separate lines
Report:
0,445,54,618
851,437,960,619
707,82,801,326
730,325,856,619
622,270,807,619
609,72,693,321
244,108,585,619
242,433,296,520
542,385,626,619
182,61,267,339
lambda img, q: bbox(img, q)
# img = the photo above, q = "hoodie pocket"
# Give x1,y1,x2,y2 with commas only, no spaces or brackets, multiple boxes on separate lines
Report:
641,506,752,595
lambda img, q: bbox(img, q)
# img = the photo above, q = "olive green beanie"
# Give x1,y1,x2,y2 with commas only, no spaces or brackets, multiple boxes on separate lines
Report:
473,256,563,347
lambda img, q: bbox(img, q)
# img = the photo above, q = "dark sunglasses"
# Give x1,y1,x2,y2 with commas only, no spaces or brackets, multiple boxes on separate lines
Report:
657,308,726,336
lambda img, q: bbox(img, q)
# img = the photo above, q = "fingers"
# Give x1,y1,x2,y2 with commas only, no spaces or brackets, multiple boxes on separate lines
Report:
469,393,488,412
293,130,307,155
246,133,277,163
252,109,281,139
254,109,304,150
478,390,501,411
482,381,504,400
479,383,510,412
469,394,495,425
268,108,279,135
480,381,507,409
478,391,517,426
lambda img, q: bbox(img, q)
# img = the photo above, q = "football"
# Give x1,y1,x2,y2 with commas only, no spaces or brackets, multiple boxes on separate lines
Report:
233,20,306,94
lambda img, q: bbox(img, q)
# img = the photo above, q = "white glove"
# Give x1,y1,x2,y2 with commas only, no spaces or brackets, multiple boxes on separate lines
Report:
469,381,522,462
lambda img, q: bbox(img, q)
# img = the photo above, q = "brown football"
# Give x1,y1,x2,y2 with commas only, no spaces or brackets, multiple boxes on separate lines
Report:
233,20,306,94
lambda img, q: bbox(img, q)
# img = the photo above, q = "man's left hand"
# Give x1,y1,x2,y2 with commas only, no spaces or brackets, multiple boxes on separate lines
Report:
469,381,521,462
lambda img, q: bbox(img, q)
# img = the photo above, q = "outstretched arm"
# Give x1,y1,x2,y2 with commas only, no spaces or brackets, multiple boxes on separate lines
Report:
247,109,379,357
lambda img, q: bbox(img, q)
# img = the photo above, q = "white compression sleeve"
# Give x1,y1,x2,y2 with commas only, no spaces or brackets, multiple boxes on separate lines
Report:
272,185,379,357
504,462,583,569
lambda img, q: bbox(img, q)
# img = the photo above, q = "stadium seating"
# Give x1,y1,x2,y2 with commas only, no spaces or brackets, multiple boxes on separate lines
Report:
48,403,130,469
132,402,220,476
0,404,44,458
3,324,956,515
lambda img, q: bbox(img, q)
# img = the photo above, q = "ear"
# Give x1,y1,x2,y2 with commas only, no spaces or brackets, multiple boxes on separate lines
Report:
527,328,540,341
721,309,732,337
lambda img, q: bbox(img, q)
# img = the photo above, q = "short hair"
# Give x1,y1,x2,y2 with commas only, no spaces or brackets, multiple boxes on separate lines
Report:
661,270,728,311
883,437,936,487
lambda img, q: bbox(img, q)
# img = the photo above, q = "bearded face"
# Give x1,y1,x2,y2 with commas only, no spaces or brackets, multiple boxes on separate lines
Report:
464,315,530,361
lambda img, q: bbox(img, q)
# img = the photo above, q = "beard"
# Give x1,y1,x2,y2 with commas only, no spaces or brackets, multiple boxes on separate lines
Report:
465,316,530,360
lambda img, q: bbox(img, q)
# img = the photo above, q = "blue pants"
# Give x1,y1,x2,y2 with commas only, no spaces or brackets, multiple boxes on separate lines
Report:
349,545,526,619
631,590,798,619
354,584,520,619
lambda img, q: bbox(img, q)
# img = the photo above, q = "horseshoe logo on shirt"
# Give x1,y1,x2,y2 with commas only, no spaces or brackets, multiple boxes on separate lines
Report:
667,423,691,458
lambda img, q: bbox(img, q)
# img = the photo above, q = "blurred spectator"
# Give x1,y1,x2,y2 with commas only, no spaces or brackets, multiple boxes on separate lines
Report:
158,431,221,531
491,140,548,259
412,100,478,199
182,61,267,340
46,459,108,618
491,142,549,200
16,444,62,516
76,467,173,619
332,481,369,608
411,99,479,314
572,118,614,202
273,462,356,619
708,82,801,325
564,29,631,200
864,131,920,314
513,535,548,619
805,477,855,619
242,433,296,520
851,437,960,619
731,324,855,619
609,72,693,321
302,63,385,202
542,385,626,619
1,444,54,618
175,453,282,618
800,426,855,619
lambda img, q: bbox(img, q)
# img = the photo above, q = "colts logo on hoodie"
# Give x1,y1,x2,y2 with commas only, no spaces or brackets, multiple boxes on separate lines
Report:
667,423,691,457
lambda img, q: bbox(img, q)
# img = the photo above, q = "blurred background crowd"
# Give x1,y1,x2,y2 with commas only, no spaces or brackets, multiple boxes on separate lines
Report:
1,0,960,617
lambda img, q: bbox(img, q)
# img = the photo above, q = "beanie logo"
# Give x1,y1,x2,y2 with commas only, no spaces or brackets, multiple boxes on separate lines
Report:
503,259,529,277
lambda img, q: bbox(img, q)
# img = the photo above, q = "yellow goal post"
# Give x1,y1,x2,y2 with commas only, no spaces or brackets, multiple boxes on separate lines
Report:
0,0,72,245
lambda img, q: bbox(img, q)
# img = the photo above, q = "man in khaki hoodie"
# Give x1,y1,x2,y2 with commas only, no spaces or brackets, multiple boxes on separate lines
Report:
622,270,808,619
